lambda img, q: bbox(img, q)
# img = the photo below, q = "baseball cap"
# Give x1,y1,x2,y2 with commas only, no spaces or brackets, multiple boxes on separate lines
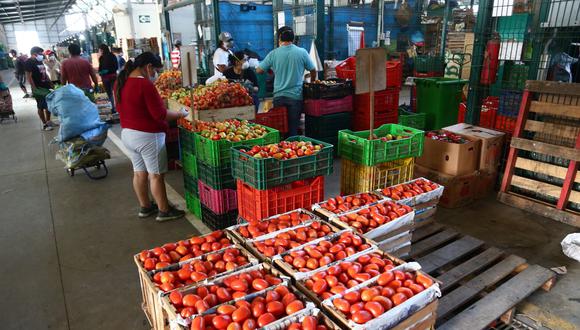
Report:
219,32,233,42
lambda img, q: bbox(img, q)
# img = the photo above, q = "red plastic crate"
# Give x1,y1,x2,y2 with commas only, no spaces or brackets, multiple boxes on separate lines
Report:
458,102,466,123
236,177,325,222
304,95,353,116
457,99,496,129
494,114,517,135
252,107,288,135
413,70,444,78
354,88,400,114
198,180,237,215
336,57,402,89
352,111,397,131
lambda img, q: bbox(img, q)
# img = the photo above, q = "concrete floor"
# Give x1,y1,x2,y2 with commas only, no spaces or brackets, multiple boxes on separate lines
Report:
0,69,578,330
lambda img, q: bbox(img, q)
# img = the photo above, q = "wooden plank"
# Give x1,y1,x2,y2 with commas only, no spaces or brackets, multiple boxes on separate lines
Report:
511,137,580,162
391,300,438,330
436,255,527,320
497,192,580,228
558,134,580,210
528,101,580,119
411,223,444,243
410,229,460,258
416,236,485,274
525,120,580,140
525,81,580,97
438,265,555,330
511,175,580,203
437,247,505,291
515,157,580,183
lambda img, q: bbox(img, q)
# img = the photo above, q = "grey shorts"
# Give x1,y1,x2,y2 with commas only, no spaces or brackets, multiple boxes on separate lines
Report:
121,128,167,174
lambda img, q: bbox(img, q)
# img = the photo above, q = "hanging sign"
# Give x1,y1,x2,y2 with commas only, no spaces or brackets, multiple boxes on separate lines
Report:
138,15,151,23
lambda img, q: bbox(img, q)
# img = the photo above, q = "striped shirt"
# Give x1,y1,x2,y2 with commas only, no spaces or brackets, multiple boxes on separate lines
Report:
170,48,180,69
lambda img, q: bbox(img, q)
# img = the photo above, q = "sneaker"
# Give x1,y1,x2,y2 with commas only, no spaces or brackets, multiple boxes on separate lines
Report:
156,206,186,222
43,124,53,131
138,203,158,218
46,120,59,127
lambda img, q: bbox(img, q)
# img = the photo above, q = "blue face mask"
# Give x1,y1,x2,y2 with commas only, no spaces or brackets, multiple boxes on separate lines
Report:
150,71,158,82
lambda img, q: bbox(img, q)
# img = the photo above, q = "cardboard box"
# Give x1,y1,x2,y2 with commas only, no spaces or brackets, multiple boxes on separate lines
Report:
474,170,498,199
414,164,478,208
443,123,505,172
416,131,482,176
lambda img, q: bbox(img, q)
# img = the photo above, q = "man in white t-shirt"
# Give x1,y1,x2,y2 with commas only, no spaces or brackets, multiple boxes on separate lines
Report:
213,32,234,73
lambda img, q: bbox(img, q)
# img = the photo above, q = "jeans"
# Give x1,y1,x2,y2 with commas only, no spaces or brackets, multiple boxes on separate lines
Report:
273,96,303,136
102,78,116,113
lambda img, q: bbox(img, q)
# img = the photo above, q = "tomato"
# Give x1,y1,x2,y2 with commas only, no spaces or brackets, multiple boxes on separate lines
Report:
216,287,232,302
302,315,317,330
265,290,280,302
217,304,237,315
190,316,205,330
285,300,305,315
257,313,276,327
243,318,257,330
204,293,218,307
396,287,414,299
391,293,407,306
372,296,393,310
352,310,373,324
408,283,425,294
364,301,385,318
227,323,242,330
213,314,232,329
381,286,395,297
377,271,394,286
333,298,350,313
326,275,338,287
252,279,269,291
266,301,284,316
274,286,290,296
387,280,402,289
251,301,265,318
393,270,405,281
350,301,364,314
287,323,301,330
169,291,183,306
159,282,174,292
195,300,210,313
282,293,297,306
343,291,361,304
182,294,198,307
306,258,319,270
230,279,248,292
360,288,379,302
416,273,434,289
232,306,251,323
312,279,328,294
180,307,195,318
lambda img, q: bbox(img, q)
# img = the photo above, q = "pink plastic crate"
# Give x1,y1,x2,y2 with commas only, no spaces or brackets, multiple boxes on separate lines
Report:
304,95,353,116
198,180,237,215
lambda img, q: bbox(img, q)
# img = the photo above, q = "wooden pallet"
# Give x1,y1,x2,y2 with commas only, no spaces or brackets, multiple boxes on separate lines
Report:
498,81,580,227
405,224,556,330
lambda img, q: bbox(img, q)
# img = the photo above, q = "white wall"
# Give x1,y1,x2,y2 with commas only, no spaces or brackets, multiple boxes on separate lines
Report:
3,17,68,53
168,5,196,46
113,2,162,40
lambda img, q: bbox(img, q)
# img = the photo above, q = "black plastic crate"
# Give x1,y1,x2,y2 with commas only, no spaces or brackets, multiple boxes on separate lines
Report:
183,172,199,196
305,112,352,139
303,79,354,100
201,204,238,230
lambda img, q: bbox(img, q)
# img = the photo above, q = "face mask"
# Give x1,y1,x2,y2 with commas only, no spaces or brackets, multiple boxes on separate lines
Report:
242,61,250,70
150,71,158,82
36,54,44,61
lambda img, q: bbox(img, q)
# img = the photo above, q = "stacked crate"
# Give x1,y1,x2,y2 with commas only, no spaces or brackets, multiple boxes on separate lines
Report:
338,124,425,196
303,79,353,148
178,122,202,219
335,57,403,131
231,137,334,222
194,122,280,230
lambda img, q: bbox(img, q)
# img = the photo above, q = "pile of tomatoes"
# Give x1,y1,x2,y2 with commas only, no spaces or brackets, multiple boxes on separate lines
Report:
337,201,413,235
152,247,250,292
251,221,336,258
280,232,372,273
303,252,397,300
286,315,330,330
235,211,312,239
317,193,382,214
168,268,283,318
380,179,440,201
190,285,307,330
138,231,231,271
331,270,434,324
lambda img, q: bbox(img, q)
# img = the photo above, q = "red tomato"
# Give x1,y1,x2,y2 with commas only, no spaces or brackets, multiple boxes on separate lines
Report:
213,314,232,329
285,300,304,315
302,316,317,330
364,301,385,318
377,271,394,286
190,316,205,330
252,301,265,318
252,279,268,291
257,313,276,327
266,301,284,316
231,279,248,292
352,310,373,324
391,293,407,306
396,287,414,299
217,304,237,315
232,306,251,323
243,319,257,330
312,279,328,294
333,298,350,313
282,293,297,306
169,291,183,306
343,291,361,304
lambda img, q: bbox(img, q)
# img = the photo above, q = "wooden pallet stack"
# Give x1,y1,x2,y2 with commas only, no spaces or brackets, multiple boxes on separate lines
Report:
498,81,580,227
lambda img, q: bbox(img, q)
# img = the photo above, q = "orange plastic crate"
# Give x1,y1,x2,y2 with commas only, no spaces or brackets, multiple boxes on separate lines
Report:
236,177,325,222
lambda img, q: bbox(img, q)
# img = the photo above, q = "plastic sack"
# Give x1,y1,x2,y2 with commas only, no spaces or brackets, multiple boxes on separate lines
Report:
561,233,580,262
46,84,103,142
80,122,110,147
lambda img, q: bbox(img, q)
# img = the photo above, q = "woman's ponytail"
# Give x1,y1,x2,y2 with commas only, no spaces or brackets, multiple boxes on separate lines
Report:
115,59,134,103
114,52,162,103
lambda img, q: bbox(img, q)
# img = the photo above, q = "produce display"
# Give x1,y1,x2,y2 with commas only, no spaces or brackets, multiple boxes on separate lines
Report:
155,70,182,99
250,222,336,258
189,285,307,329
197,119,269,142
151,247,250,292
285,315,331,330
239,140,324,160
171,88,192,107
425,131,468,143
193,80,253,110
380,179,441,201
330,269,434,324
316,193,382,214
280,232,372,273
233,211,313,239
303,252,397,300
168,268,284,318
311,80,343,85
337,201,413,235
137,231,231,271
368,133,410,142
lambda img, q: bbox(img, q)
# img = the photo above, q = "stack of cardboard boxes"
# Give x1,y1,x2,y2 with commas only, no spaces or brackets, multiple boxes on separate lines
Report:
415,123,505,208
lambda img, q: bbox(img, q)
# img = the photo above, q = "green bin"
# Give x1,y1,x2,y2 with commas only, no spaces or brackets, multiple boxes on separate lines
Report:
415,77,468,130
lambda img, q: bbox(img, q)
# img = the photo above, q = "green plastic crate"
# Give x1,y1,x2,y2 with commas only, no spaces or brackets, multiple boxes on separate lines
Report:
195,124,280,167
182,152,197,178
197,159,236,190
179,127,196,154
414,55,445,73
305,112,352,139
231,136,334,190
415,77,468,130
185,192,202,218
183,172,199,196
338,124,425,166
502,62,529,90
398,110,426,130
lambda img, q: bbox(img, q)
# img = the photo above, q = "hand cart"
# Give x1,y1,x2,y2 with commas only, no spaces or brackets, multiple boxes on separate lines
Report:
0,88,17,123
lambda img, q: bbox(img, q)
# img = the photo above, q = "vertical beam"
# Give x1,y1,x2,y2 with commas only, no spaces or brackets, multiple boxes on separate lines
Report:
212,0,220,40
439,0,451,56
465,0,493,125
376,0,384,47
328,0,334,58
557,134,580,209
315,0,325,69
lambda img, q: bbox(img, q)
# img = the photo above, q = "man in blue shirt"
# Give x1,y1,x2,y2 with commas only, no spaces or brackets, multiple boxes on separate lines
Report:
257,26,316,136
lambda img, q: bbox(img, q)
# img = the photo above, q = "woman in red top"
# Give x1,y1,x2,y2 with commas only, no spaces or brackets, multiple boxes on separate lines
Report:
115,52,188,221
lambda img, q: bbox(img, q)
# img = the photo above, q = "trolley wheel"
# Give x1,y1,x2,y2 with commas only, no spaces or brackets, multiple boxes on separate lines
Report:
82,160,108,180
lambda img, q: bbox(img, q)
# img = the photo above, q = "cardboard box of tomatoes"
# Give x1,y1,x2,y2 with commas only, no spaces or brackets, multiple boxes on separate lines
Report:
265,307,343,330
417,130,482,176
377,178,444,208
311,192,388,220
321,262,440,330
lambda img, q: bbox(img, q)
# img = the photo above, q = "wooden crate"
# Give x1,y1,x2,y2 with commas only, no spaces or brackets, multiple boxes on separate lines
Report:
407,223,556,329
167,98,255,122
498,81,580,227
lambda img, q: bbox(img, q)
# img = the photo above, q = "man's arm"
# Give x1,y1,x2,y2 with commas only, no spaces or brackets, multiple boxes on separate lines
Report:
60,63,67,84
256,52,273,74
26,71,35,90
89,66,99,89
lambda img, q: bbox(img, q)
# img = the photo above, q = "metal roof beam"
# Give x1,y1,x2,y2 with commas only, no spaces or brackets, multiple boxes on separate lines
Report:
50,0,76,29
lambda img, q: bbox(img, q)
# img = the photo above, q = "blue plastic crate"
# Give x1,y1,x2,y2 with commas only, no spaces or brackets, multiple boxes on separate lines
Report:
498,90,523,118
